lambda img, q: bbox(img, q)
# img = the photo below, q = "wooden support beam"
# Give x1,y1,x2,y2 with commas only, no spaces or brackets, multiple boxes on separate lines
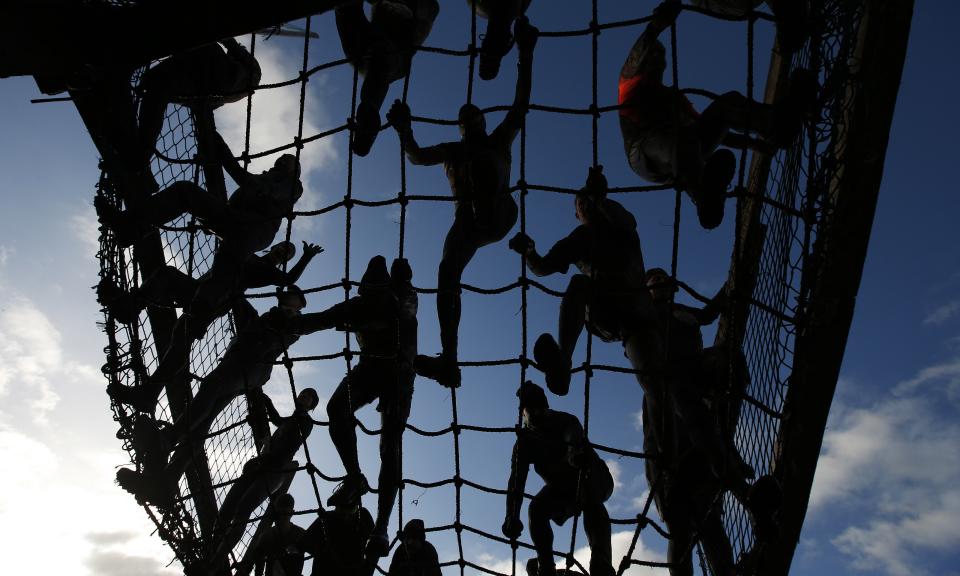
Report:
759,0,915,573
1,0,345,93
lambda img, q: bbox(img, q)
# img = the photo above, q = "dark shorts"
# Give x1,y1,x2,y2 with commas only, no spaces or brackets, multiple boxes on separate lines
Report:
337,360,413,425
536,462,614,525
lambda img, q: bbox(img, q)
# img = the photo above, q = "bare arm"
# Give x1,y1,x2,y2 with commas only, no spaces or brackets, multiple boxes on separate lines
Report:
508,228,585,277
387,100,450,166
504,438,530,529
213,131,254,187
493,17,538,144
283,242,324,286
260,393,284,427
620,0,680,79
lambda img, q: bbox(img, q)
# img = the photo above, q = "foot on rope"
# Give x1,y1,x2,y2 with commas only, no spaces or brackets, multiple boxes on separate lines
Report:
93,195,145,248
132,416,171,475
107,379,161,414
116,467,176,508
696,148,736,230
96,278,142,325
772,69,818,147
327,473,370,508
479,25,513,81
352,101,381,157
533,333,571,396
365,530,391,560
415,353,461,389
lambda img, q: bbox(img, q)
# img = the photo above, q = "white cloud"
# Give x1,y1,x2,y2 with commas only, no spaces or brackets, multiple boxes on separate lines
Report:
605,459,624,491
924,300,960,325
0,245,12,267
69,204,101,254
0,297,64,424
632,409,644,432
216,39,339,236
809,359,960,576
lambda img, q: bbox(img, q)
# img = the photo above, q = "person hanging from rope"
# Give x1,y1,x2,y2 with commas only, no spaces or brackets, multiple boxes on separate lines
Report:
618,0,817,229
502,382,615,576
642,267,781,576
233,493,307,576
204,388,319,571
290,255,419,560
114,287,321,504
386,16,538,389
299,487,375,576
97,240,322,325
335,0,440,156
386,519,442,576
137,37,262,168
467,0,532,80
96,131,305,404
509,166,734,479
690,0,809,54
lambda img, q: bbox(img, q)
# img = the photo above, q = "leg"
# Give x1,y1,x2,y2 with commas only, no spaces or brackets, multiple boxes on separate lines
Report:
528,487,558,574
533,274,589,396
369,377,411,556
581,469,614,576
473,0,531,80
699,505,737,576
437,212,481,360
326,364,380,504
336,0,374,66
680,111,737,230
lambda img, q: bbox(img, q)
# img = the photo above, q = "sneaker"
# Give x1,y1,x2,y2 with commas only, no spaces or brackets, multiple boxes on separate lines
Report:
327,474,370,508
365,531,390,559
96,278,142,325
415,354,461,389
116,468,175,507
107,381,159,414
479,25,513,81
533,334,571,396
351,101,381,157
696,148,736,230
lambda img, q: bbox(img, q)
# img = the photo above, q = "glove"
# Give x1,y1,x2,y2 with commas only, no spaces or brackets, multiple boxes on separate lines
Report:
502,516,524,540
508,232,534,256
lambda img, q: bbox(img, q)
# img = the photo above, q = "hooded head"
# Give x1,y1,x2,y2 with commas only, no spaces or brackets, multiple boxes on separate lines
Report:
517,381,549,429
359,255,390,296
401,518,426,553
278,284,307,312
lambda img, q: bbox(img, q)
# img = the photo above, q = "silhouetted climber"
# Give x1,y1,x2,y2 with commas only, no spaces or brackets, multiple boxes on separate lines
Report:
234,493,306,576
97,131,304,401
619,0,817,229
290,255,418,560
137,38,262,166
387,519,441,576
204,389,318,570
335,0,440,156
386,16,538,388
114,287,322,504
503,382,614,576
97,240,321,325
300,490,375,576
642,268,780,576
507,166,654,394
691,0,809,54
467,0,532,80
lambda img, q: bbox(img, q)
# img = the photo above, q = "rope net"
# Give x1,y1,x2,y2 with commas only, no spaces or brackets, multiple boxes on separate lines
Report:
95,1,867,573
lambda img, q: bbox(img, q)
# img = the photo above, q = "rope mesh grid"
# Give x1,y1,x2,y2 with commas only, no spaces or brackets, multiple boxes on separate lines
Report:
94,2,866,573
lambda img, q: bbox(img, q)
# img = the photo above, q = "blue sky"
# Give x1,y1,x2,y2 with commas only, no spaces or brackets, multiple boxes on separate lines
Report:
0,1,957,575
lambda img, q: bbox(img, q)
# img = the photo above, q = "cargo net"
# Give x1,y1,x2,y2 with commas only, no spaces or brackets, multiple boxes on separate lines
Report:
95,0,866,573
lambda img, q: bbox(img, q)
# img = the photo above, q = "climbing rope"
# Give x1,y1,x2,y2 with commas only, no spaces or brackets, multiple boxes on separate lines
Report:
94,1,870,573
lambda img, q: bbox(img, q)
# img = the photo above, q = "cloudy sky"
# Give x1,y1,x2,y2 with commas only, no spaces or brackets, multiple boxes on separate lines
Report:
0,1,956,575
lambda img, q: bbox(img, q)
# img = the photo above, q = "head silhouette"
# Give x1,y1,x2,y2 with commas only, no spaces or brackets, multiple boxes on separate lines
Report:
458,103,486,138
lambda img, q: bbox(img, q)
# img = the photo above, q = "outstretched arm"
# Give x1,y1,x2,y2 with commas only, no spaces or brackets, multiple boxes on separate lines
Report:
387,100,450,166
213,131,255,187
508,227,586,277
620,0,681,79
292,296,389,335
493,17,538,144
283,242,324,285
260,392,285,427
503,438,530,538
